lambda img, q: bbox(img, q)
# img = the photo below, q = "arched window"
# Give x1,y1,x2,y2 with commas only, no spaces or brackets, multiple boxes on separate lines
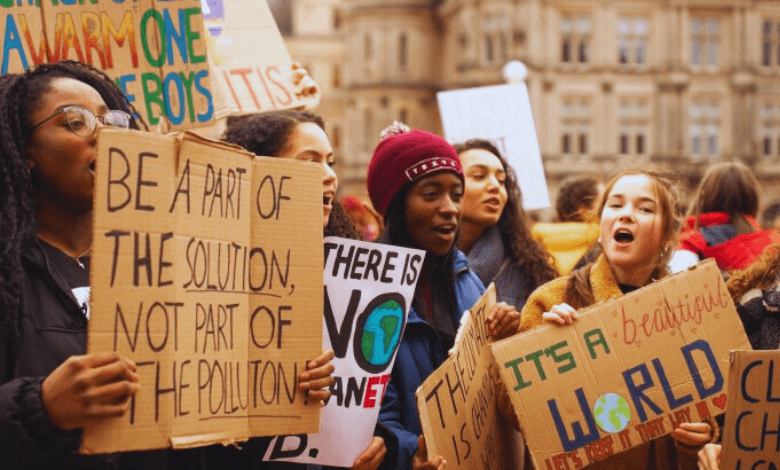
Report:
363,109,374,151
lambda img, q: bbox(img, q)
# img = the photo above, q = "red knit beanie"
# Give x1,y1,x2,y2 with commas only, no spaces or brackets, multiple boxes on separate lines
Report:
367,124,463,217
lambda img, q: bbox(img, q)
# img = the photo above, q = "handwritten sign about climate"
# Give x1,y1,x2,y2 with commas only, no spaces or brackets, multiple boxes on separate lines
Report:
202,0,320,117
721,350,780,470
80,129,323,453
1,0,213,130
417,285,524,469
265,238,424,466
492,260,751,469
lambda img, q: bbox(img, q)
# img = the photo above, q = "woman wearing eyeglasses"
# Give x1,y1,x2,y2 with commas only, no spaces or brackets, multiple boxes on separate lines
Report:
0,62,339,470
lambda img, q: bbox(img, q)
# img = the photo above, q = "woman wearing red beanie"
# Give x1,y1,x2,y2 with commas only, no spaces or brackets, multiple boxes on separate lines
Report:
368,123,520,470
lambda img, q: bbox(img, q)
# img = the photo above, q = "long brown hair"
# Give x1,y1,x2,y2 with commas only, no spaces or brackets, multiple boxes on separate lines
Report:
687,161,760,235
454,139,558,298
564,169,681,308
727,244,780,301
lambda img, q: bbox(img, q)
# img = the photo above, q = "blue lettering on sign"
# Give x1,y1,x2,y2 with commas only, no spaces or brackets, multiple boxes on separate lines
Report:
548,388,600,451
682,339,723,400
623,363,664,423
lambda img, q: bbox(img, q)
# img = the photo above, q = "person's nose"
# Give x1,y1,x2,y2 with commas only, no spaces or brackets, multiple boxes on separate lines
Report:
439,194,460,218
322,163,337,186
618,204,635,222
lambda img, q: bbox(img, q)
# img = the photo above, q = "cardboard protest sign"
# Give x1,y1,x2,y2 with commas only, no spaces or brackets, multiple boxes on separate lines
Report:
492,259,751,469
437,84,550,211
416,284,525,469
202,0,321,117
1,0,213,130
264,237,424,466
81,129,323,453
721,350,780,470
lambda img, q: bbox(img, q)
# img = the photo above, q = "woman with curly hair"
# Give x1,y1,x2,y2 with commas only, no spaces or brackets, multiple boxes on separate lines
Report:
454,139,558,309
222,111,358,239
222,111,393,470
0,61,160,470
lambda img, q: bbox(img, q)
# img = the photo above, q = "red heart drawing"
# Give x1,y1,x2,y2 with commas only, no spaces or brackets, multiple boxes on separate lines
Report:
670,331,676,336
657,301,663,307
634,298,640,304
636,341,642,347
714,313,720,319
703,284,709,290
713,394,727,409
691,328,698,334
613,333,618,338
612,311,618,317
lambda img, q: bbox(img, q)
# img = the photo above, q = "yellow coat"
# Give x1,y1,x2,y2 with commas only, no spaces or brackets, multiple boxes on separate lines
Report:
532,222,600,275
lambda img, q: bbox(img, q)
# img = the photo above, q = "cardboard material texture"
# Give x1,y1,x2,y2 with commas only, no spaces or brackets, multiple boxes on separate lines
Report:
437,84,550,211
80,128,323,453
721,350,779,469
202,0,321,117
265,237,425,466
416,285,526,469
0,0,213,130
492,259,751,469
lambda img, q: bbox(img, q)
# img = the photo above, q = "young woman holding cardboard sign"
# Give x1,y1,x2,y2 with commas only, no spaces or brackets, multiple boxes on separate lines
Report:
512,170,715,470
0,62,336,470
696,243,780,470
365,123,521,470
222,111,389,470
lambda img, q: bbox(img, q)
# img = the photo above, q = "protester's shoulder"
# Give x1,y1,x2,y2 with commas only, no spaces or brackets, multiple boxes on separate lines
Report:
518,275,568,332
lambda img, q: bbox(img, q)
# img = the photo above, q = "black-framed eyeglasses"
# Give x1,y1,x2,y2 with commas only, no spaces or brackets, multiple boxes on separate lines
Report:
31,106,131,137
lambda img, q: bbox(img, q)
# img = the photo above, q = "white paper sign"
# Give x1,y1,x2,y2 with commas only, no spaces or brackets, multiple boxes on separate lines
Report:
264,237,425,466
437,84,550,210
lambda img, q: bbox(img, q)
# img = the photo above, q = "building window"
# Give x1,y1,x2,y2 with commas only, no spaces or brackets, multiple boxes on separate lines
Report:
363,109,373,151
618,99,649,156
761,102,780,158
483,15,509,64
617,17,648,66
331,125,341,149
691,17,719,69
399,33,408,68
332,65,341,89
690,101,721,159
763,20,780,68
561,15,591,64
561,98,591,156
364,34,373,60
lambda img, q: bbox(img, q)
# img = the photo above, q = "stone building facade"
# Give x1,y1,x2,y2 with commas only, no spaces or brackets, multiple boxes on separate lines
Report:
276,0,780,219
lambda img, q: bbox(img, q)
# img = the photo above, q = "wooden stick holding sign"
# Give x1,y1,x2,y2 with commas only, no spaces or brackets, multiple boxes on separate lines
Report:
81,129,323,453
416,284,526,470
491,259,751,469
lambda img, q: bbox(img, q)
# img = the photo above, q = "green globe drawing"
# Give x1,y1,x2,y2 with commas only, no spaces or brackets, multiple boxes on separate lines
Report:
593,393,631,433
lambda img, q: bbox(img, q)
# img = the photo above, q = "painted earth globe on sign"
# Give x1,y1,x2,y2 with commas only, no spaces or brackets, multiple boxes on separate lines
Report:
593,393,631,433
360,300,404,367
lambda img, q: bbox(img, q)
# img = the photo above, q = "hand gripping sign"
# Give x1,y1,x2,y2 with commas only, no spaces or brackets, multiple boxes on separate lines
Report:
264,237,425,467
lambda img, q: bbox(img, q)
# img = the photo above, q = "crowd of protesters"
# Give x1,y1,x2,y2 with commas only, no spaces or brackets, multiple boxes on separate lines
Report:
1,60,779,470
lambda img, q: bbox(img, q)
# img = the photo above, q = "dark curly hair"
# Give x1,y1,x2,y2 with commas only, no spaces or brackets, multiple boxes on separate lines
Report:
0,61,144,352
454,139,558,299
221,110,358,239
556,176,601,222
